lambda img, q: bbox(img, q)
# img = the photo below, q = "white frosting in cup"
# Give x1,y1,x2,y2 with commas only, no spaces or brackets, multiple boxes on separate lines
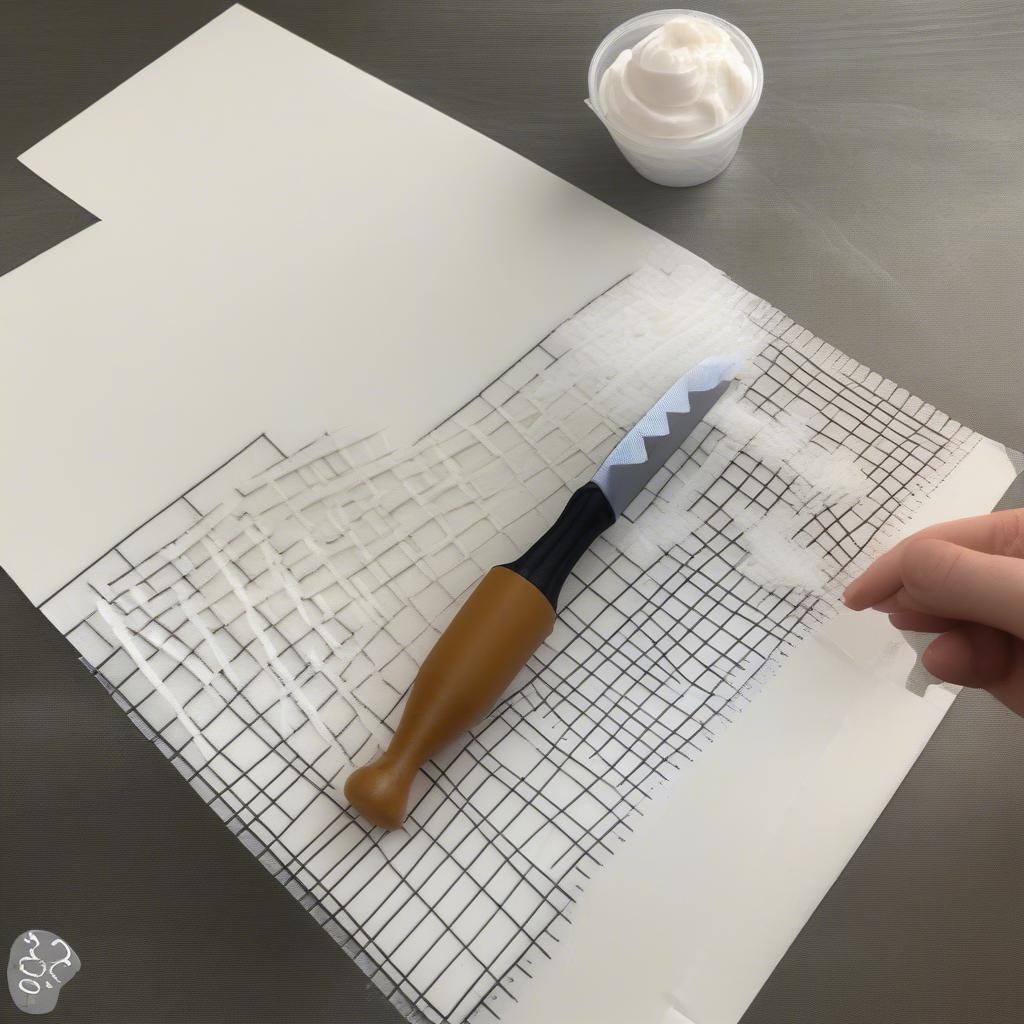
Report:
598,15,754,139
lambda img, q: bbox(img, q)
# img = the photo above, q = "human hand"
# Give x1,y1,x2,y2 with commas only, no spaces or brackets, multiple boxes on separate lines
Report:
842,508,1024,717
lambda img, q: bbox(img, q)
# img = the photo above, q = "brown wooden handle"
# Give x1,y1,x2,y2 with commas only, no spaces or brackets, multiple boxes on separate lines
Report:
344,566,555,829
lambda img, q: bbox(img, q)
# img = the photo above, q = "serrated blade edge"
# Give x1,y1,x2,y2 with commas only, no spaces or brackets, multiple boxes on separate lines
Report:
592,356,739,517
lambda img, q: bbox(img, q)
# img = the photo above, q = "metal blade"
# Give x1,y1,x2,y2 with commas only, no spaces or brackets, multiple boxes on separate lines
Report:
592,356,739,517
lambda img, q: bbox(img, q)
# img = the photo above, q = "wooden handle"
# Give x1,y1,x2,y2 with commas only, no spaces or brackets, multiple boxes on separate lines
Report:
345,483,615,829
344,566,555,829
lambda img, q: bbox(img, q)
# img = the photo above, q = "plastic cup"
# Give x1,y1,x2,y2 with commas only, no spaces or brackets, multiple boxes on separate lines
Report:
587,9,763,187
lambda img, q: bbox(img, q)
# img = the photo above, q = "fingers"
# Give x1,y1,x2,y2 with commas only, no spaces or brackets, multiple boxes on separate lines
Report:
922,624,1024,718
895,539,1024,639
843,508,1024,610
874,587,966,617
840,508,1024,718
887,610,959,633
922,623,1015,685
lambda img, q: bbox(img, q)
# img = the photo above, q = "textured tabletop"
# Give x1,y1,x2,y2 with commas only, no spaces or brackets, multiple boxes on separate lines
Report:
2,2,1022,1022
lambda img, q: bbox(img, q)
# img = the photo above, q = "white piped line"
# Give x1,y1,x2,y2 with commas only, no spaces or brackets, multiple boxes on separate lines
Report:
96,599,216,763
109,585,222,691
267,477,384,625
137,619,218,688
243,521,345,653
307,649,385,753
201,536,340,753
171,581,247,693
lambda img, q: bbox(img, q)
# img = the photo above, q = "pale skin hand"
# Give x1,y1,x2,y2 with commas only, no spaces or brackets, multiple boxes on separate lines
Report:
842,508,1024,718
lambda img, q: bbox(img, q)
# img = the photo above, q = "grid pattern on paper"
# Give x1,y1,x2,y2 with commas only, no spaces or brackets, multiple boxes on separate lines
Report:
41,260,974,1024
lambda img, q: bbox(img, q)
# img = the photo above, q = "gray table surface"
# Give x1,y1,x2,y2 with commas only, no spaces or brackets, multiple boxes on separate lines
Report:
2,2,1022,1022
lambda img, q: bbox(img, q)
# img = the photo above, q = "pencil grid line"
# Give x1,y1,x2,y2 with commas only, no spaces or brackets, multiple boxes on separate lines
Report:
45,253,976,1023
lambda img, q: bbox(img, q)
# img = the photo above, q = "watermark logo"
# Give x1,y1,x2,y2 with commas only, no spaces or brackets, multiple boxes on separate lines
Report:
7,931,80,1015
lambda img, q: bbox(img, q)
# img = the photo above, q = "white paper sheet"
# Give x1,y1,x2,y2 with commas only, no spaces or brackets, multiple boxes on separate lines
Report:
0,7,1016,1024
3,3,656,605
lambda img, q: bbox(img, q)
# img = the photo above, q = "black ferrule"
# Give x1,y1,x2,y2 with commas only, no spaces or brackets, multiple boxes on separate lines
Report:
502,482,616,609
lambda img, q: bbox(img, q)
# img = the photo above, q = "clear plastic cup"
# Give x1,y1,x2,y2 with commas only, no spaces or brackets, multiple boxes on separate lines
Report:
587,9,763,187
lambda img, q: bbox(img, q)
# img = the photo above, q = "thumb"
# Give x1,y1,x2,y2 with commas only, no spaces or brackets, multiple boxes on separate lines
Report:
898,538,1024,640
